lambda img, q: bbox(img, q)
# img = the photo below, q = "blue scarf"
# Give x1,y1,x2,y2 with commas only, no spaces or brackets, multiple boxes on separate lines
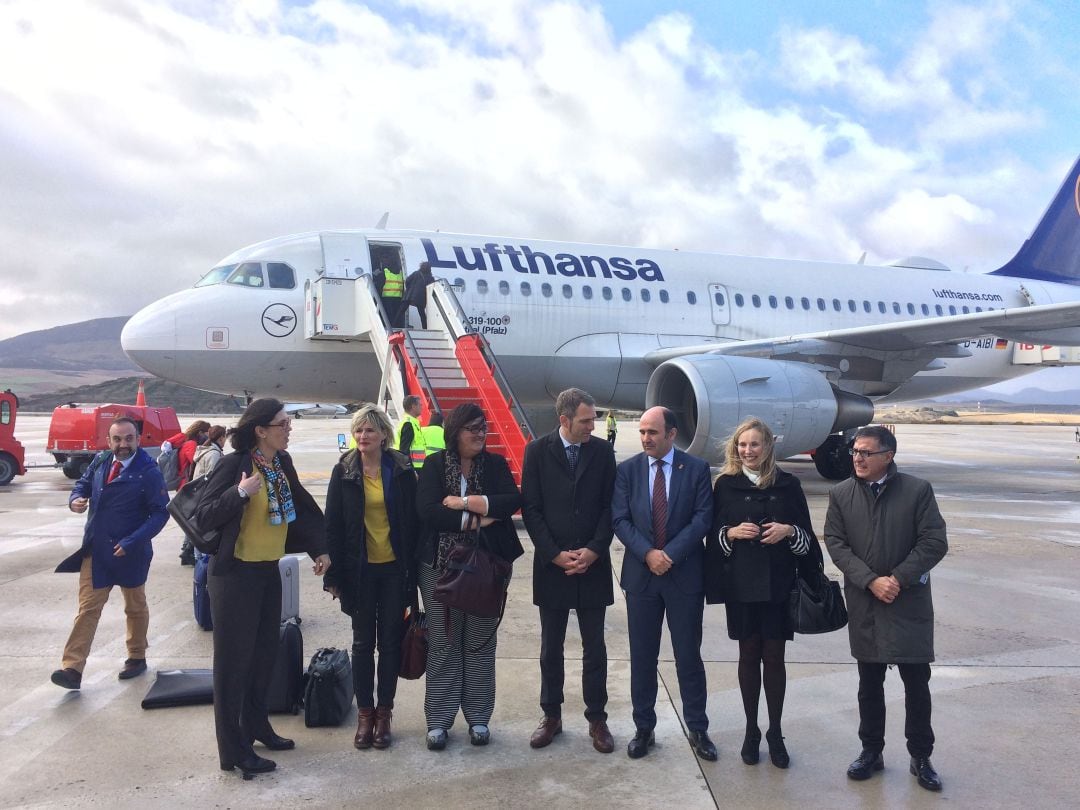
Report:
252,450,296,526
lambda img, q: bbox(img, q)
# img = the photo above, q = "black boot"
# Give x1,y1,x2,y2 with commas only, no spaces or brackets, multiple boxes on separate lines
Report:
766,729,790,769
740,727,761,765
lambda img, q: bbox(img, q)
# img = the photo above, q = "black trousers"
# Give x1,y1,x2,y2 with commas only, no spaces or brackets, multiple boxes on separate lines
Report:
857,662,935,757
207,560,281,768
539,605,608,722
351,561,405,709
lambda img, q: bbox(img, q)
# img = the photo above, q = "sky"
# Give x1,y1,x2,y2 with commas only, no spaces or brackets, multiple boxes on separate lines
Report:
1,0,1079,389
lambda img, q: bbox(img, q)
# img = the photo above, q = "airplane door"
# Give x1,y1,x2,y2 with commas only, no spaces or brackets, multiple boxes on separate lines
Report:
708,284,730,326
320,232,370,278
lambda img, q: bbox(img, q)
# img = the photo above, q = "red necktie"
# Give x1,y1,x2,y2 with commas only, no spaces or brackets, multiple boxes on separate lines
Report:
651,459,667,549
107,460,122,484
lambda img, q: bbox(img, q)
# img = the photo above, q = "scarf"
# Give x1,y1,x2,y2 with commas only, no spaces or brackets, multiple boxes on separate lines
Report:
252,449,296,526
435,450,486,571
742,466,761,485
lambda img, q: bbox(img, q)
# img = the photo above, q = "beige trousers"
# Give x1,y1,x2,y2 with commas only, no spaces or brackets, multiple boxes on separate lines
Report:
61,556,149,672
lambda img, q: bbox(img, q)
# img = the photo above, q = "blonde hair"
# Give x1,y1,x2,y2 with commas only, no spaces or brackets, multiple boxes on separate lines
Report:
350,404,394,448
718,417,777,489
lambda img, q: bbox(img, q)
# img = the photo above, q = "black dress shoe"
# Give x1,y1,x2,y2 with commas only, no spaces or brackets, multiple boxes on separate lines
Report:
688,730,718,761
118,658,147,680
847,749,884,780
221,754,276,777
255,733,295,751
740,729,761,765
51,668,82,690
626,728,655,759
910,756,943,791
766,730,789,769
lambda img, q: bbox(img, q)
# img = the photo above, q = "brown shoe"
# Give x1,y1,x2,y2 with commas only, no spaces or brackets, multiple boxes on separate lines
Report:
589,719,615,754
529,716,562,749
372,706,392,749
354,707,375,750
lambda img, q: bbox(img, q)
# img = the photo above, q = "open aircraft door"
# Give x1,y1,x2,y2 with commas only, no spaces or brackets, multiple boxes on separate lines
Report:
320,232,370,278
708,284,730,326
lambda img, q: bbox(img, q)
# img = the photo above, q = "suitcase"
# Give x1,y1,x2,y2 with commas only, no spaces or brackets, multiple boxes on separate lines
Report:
192,554,213,630
267,617,304,714
279,555,300,622
303,648,354,727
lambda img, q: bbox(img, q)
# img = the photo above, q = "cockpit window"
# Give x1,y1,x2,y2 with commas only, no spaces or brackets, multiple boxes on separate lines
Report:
195,264,237,288
267,262,296,289
227,262,264,287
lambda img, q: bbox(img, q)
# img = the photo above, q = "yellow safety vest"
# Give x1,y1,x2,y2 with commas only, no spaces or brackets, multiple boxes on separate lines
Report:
396,413,426,468
382,268,404,299
421,424,445,453
606,413,617,433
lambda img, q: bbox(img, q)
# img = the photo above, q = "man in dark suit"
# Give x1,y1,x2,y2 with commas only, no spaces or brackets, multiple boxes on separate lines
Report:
612,406,716,761
522,388,617,754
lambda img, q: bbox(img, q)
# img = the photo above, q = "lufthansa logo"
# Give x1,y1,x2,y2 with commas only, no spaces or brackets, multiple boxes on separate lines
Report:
262,303,297,337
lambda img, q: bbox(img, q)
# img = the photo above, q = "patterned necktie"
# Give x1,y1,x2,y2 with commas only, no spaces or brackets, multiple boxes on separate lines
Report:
651,459,667,549
107,460,122,484
566,444,579,473
870,482,880,497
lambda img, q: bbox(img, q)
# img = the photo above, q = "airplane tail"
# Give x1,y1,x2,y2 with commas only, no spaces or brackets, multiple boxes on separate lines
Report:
991,155,1080,285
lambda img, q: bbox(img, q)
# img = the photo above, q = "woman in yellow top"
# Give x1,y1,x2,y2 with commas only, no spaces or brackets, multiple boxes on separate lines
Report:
196,398,330,778
324,404,419,751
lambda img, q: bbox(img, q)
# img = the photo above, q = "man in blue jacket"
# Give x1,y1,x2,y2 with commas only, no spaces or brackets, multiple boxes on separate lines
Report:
51,417,170,689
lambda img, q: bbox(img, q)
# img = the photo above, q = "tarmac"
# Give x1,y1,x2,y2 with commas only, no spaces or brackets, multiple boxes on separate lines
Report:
0,415,1078,809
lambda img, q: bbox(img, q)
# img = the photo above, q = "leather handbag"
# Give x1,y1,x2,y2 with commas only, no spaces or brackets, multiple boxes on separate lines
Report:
433,541,512,619
789,568,848,634
399,603,428,680
166,473,221,555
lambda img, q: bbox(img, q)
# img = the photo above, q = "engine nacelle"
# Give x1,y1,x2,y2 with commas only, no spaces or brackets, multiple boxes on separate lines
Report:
645,355,873,463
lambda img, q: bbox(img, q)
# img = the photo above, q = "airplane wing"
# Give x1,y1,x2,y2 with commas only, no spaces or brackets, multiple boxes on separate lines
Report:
646,300,1080,364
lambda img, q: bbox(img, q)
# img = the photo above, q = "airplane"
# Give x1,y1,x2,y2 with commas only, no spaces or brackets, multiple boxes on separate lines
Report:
284,402,349,418
122,155,1080,478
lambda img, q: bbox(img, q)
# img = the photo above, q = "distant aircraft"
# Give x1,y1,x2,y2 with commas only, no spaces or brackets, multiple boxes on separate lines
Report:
284,402,348,418
122,156,1080,477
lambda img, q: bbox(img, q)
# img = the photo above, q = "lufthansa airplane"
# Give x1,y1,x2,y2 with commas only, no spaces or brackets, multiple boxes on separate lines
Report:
122,156,1080,477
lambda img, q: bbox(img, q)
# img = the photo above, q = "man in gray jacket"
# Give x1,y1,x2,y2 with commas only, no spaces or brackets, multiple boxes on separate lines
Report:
824,425,947,792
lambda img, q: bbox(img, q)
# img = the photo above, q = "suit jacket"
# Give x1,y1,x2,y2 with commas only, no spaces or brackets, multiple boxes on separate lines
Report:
521,430,616,610
612,449,712,595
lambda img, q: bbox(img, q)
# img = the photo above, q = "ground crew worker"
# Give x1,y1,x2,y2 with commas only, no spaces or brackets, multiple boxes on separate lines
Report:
421,412,445,456
381,264,404,327
606,411,618,444
396,395,427,469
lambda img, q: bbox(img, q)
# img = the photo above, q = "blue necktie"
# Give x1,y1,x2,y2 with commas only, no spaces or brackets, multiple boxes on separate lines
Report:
566,444,579,473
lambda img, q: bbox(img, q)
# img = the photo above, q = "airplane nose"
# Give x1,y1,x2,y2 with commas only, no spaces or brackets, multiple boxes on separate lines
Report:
122,296,179,379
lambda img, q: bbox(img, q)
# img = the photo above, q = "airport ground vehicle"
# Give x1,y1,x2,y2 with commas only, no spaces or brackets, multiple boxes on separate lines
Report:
46,395,181,479
0,389,26,486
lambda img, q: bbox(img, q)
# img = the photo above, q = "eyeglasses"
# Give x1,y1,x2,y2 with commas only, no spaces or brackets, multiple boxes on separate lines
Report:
463,422,488,435
266,419,293,430
848,447,890,459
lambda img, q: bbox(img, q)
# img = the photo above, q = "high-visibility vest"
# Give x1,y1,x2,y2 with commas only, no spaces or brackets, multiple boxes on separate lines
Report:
421,424,445,453
606,412,617,433
396,413,426,468
382,268,404,299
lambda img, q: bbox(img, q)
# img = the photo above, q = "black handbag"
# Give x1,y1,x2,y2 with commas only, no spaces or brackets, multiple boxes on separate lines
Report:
303,647,353,727
433,541,511,619
166,473,221,555
789,568,848,634
399,602,427,680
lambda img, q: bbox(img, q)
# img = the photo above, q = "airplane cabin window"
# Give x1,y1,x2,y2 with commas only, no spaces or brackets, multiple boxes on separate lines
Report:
583,285,593,300
267,262,296,289
751,294,761,308
948,305,957,315
621,288,632,302
227,262,264,287
197,263,237,287
541,283,552,298
962,306,970,314
892,302,901,314
639,289,650,302
935,305,943,316
603,287,613,301
768,295,777,308
686,291,697,304
734,293,744,307
800,297,810,310
907,303,916,315
476,279,489,294
877,301,886,313
975,306,982,312
716,292,726,306
659,289,669,303
521,282,532,297
832,298,841,312
863,301,871,313
921,304,930,315
785,296,794,310
816,298,826,311
848,299,857,312
499,280,510,295
563,284,573,299
453,278,464,287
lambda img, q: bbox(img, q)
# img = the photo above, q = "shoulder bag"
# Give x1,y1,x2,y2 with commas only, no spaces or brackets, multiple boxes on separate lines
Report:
789,567,848,634
399,598,428,680
433,530,512,619
166,473,221,555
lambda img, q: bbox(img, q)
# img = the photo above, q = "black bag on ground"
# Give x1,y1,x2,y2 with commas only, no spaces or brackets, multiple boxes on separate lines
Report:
303,647,354,727
141,669,214,709
267,617,304,714
166,473,221,555
789,568,848,634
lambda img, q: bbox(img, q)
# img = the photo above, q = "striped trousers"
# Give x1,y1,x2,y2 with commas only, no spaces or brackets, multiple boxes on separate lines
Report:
418,562,500,731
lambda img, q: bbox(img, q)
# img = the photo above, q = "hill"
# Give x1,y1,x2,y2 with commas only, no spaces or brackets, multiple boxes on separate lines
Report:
0,316,138,372
18,376,243,415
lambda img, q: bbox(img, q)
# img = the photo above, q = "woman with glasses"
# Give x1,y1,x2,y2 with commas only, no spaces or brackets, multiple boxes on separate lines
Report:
706,417,822,770
415,403,523,750
195,398,331,778
324,404,419,751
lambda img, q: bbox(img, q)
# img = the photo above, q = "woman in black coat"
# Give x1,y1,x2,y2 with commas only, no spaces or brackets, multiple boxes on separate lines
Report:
415,403,523,750
195,398,329,778
323,404,418,751
707,417,821,770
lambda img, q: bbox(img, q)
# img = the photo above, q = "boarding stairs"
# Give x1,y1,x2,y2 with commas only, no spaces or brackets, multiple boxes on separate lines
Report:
305,273,534,483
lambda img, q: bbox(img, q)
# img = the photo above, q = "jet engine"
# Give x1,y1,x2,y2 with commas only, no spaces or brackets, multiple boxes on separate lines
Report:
645,355,874,465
